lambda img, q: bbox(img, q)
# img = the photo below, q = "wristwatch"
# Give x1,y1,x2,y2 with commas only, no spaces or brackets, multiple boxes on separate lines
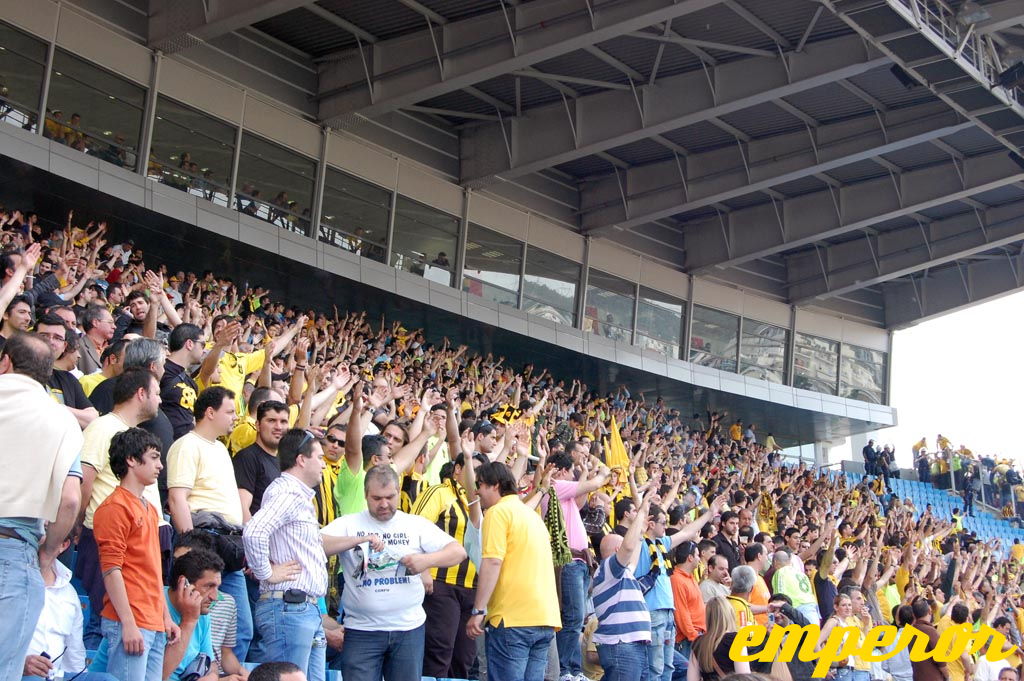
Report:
470,608,487,617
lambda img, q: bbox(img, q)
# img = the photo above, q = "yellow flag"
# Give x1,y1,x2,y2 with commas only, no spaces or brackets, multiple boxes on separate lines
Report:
607,414,630,482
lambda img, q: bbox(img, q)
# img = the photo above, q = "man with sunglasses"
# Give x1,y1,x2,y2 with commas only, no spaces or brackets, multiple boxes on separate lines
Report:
244,429,329,681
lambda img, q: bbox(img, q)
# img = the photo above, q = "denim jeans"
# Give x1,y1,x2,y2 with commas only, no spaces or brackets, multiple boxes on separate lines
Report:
23,673,119,681
219,569,254,662
835,668,871,681
0,538,45,680
342,625,425,681
485,623,554,681
647,609,675,681
557,559,590,677
100,618,165,681
253,597,326,681
597,641,650,681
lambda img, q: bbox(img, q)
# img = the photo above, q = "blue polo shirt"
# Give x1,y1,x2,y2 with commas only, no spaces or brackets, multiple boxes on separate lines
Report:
165,587,214,681
634,535,674,611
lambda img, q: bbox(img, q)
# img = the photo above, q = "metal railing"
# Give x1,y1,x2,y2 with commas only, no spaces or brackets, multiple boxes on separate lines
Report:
888,0,1021,106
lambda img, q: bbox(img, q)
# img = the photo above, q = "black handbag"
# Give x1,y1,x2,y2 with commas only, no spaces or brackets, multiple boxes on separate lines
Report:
179,652,213,681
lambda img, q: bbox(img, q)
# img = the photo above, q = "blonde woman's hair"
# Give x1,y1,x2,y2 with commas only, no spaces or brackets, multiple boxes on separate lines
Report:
693,596,738,674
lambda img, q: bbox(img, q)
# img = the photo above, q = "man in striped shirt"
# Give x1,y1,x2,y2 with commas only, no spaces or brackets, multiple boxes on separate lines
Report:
593,493,654,681
242,429,328,681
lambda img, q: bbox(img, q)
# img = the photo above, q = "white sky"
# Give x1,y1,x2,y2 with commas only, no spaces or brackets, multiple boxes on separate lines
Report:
878,288,1024,467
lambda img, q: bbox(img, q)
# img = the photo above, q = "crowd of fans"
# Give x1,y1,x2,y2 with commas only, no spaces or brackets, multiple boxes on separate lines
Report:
3,205,1024,681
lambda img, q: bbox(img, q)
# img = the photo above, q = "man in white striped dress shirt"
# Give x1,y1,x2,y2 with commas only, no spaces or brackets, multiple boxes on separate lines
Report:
243,429,328,681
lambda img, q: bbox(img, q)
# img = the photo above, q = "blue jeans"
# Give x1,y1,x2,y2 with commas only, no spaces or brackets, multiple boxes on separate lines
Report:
254,597,325,681
23,673,118,681
835,668,871,681
485,623,554,681
100,618,165,681
342,625,425,681
597,641,650,681
557,559,590,677
647,609,675,681
220,569,254,662
0,538,45,680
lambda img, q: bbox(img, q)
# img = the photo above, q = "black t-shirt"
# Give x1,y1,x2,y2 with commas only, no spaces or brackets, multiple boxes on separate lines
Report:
233,444,281,516
160,359,198,440
47,369,93,410
89,377,115,415
139,410,174,504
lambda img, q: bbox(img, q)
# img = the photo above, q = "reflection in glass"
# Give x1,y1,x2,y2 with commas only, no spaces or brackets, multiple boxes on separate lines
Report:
523,246,579,326
585,270,634,341
0,22,47,133
739,319,789,384
793,332,838,395
463,224,522,307
236,132,316,235
320,168,390,263
46,50,146,169
689,305,739,372
149,96,235,207
840,344,887,403
636,287,683,358
391,197,458,286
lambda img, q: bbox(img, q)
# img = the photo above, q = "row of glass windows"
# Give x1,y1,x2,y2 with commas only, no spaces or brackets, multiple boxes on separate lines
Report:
0,21,889,404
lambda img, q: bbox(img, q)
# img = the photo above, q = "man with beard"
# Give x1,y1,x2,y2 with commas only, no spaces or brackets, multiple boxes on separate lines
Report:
234,401,289,522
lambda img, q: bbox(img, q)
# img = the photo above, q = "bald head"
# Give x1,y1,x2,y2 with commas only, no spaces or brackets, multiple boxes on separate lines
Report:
773,549,791,567
600,533,624,560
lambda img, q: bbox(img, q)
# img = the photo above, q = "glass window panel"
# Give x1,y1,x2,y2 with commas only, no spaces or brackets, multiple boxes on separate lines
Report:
636,287,683,358
840,343,887,404
390,196,459,286
793,332,839,395
739,318,789,384
689,305,739,372
523,246,579,327
463,224,522,307
149,96,235,207
584,269,634,342
0,21,48,132
46,50,146,169
319,167,390,263
235,131,316,235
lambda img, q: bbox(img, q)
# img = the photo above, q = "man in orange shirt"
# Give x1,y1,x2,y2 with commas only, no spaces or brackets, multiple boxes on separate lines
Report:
743,543,772,626
671,541,705,659
94,428,179,681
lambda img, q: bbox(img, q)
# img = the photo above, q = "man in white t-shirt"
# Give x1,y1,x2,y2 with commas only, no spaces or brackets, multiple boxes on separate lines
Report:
321,465,466,681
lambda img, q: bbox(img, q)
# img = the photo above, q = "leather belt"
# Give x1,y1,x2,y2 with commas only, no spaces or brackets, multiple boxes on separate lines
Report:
0,527,26,541
259,591,319,605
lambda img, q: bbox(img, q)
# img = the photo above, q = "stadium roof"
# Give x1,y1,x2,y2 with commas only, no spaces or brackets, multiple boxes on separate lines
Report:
75,0,1024,328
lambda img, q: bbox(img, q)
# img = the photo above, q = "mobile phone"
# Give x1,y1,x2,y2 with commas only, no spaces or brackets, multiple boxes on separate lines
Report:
768,614,775,624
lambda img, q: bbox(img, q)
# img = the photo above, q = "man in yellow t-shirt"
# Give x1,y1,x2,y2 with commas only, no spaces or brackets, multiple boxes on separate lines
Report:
205,313,306,414
937,603,974,681
466,463,560,678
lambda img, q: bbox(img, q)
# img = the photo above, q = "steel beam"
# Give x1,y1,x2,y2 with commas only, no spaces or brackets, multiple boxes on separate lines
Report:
788,199,1024,303
683,150,1024,271
317,0,726,123
580,101,969,233
883,252,1024,328
148,0,316,52
973,0,1024,35
461,33,888,186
